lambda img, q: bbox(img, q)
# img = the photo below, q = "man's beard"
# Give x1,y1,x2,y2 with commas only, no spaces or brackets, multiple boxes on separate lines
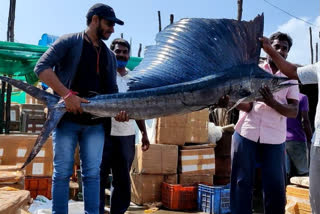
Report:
97,23,111,40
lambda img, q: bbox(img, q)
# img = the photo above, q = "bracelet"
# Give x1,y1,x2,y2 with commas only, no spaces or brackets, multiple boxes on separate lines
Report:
63,90,78,100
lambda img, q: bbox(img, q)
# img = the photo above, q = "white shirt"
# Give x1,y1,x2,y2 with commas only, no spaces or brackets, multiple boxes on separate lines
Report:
110,71,136,136
297,63,320,146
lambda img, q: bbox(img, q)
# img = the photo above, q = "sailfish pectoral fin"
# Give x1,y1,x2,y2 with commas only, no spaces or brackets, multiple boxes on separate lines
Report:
21,108,66,170
227,97,249,113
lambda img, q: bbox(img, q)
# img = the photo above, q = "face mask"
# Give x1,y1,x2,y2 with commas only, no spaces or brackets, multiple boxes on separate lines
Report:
117,60,128,68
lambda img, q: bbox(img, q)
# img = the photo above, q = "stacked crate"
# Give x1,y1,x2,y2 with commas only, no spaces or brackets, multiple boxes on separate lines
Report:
3,104,21,131
198,184,231,214
20,104,46,133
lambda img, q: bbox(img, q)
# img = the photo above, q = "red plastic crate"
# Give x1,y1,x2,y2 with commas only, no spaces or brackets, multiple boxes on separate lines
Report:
161,182,198,210
24,176,52,199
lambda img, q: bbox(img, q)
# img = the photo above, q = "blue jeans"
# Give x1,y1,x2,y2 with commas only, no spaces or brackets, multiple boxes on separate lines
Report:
52,118,105,214
230,132,286,214
99,135,136,214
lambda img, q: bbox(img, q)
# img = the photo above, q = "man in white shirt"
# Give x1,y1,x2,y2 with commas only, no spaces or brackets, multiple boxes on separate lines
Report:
260,36,320,214
99,38,150,214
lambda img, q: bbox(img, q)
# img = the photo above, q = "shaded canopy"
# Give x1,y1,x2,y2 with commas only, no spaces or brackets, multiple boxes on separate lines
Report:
0,41,47,84
0,41,143,85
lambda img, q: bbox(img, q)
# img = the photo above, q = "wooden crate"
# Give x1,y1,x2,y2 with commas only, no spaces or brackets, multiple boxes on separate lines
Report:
3,104,20,121
20,111,45,133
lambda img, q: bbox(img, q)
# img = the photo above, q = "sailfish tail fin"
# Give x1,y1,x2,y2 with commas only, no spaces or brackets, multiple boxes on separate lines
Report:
0,75,66,169
20,107,65,169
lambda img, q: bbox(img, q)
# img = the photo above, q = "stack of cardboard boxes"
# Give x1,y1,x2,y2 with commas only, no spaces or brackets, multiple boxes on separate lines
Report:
130,108,215,205
131,144,178,205
0,135,53,199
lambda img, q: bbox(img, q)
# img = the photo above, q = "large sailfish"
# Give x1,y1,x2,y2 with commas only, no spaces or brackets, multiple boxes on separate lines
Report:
0,14,294,169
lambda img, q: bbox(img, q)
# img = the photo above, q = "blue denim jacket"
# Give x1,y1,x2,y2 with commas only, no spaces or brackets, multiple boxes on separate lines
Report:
34,31,118,94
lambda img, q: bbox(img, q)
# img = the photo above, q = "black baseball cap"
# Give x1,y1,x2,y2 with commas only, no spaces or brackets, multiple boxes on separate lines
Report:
86,3,124,25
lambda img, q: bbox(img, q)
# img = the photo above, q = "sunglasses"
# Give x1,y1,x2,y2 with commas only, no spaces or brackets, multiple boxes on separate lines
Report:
105,20,115,27
99,17,116,27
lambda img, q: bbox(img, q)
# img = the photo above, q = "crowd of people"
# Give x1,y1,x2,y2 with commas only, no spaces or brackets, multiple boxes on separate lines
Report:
33,3,320,214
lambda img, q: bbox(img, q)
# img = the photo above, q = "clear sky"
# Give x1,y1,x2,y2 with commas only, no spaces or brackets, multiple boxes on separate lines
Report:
0,0,319,65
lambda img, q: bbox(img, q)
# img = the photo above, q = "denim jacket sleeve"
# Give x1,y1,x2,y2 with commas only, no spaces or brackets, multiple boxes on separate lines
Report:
34,34,74,76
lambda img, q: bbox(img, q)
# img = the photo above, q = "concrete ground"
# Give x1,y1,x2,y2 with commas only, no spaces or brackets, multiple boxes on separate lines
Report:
104,203,263,214
104,204,205,214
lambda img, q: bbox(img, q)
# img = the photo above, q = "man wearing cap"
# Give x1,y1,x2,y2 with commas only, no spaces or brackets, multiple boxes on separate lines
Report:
34,3,126,214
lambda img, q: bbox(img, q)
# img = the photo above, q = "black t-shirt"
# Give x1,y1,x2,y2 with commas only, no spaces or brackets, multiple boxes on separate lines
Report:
63,38,109,125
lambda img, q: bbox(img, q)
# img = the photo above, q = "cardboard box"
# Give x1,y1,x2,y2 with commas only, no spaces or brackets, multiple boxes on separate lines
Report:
132,144,178,175
0,135,53,176
179,148,215,174
131,173,177,205
178,174,213,186
156,109,209,145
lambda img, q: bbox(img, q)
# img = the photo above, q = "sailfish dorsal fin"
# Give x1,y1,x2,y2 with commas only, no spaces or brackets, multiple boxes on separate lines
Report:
128,14,264,91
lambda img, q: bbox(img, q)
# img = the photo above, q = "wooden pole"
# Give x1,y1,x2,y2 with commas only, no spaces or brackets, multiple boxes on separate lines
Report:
310,27,314,64
138,43,142,57
7,0,16,42
316,43,319,62
0,82,6,134
237,0,243,21
129,37,132,56
4,0,16,133
158,11,162,32
170,14,174,24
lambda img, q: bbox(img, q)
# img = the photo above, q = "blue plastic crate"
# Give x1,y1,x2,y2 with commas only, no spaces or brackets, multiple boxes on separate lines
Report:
197,184,230,214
